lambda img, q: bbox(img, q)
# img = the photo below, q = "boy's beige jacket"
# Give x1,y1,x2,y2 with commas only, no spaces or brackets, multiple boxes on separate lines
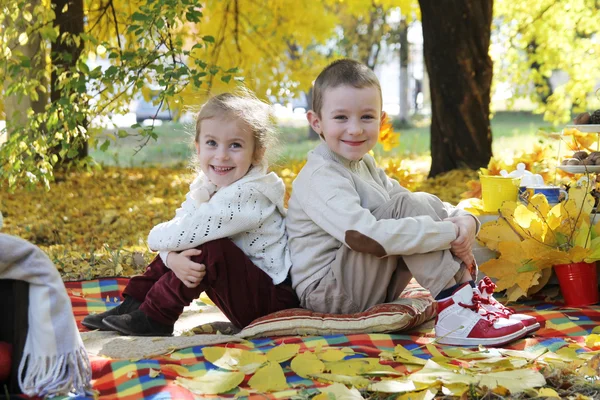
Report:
286,143,477,297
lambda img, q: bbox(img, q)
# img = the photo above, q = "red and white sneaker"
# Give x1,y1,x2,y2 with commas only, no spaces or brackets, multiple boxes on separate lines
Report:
435,283,527,346
477,276,541,334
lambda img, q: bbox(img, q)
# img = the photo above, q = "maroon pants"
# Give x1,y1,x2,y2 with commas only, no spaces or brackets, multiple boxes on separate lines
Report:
123,238,299,328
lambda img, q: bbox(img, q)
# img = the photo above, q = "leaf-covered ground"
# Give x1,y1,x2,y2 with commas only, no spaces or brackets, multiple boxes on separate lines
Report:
0,159,477,280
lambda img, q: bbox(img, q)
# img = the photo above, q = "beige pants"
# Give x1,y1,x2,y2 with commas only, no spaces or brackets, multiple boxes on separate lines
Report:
301,192,470,314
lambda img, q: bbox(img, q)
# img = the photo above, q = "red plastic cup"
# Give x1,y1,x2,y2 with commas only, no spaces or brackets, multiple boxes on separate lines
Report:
554,261,599,307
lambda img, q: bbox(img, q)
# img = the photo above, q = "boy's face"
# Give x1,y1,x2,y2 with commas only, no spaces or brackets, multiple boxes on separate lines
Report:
195,117,256,188
307,85,385,161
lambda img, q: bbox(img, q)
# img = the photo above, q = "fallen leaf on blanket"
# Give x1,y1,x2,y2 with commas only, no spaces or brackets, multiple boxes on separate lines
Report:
199,292,215,306
361,364,404,376
476,369,546,393
469,357,528,371
314,382,364,399
248,362,288,392
291,351,325,379
126,371,136,378
266,344,300,363
318,349,347,362
537,388,560,398
585,354,600,375
202,347,266,373
441,383,470,396
106,295,110,302
341,347,355,355
148,368,160,378
368,379,416,393
425,344,446,360
326,358,373,376
396,388,437,400
592,326,600,335
392,345,426,365
498,348,547,360
586,334,600,348
175,370,244,395
311,373,370,388
234,389,250,398
567,316,580,321
161,364,206,378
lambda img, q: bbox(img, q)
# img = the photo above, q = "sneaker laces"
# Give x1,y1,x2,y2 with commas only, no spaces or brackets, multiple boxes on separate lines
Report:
478,277,515,316
458,293,499,325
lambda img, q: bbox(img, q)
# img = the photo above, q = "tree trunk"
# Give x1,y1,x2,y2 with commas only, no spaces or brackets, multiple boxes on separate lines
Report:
3,0,47,135
51,0,88,159
398,18,410,123
418,0,493,177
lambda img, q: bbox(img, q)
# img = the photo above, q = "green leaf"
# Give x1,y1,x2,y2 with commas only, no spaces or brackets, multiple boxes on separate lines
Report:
100,140,110,152
202,35,215,43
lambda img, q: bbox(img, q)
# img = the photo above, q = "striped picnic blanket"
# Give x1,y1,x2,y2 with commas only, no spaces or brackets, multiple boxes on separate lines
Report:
66,278,600,399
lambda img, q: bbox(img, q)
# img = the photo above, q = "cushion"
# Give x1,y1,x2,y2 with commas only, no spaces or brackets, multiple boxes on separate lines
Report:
237,281,436,339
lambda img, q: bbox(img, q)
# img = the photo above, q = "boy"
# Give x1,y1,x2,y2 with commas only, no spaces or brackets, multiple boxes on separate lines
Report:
286,59,538,346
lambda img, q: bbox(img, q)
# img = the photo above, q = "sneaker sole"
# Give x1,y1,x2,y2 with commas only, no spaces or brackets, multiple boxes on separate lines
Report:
524,322,541,334
81,319,111,331
435,326,528,347
102,319,173,337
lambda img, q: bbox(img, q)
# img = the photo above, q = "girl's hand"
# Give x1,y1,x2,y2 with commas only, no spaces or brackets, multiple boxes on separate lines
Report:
166,249,206,288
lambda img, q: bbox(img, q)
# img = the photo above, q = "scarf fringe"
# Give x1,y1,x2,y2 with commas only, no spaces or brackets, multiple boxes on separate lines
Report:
19,346,92,397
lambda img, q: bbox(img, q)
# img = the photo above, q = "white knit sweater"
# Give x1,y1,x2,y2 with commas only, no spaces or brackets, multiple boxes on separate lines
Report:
148,166,292,284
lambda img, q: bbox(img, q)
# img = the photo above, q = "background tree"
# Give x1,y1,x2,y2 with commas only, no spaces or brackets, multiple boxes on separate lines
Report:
0,0,227,189
419,0,494,177
494,0,600,124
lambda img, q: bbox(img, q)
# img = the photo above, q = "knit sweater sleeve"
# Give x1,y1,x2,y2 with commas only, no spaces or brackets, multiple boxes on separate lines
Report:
147,185,267,252
302,166,457,256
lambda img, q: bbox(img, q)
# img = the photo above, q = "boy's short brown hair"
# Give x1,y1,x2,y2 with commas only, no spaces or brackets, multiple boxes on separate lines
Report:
312,59,382,116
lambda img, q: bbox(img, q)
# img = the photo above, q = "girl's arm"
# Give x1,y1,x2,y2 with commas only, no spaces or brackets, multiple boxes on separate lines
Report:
147,186,270,252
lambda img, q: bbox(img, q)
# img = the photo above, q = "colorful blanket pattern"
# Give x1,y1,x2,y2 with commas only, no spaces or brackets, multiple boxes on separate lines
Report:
67,278,600,399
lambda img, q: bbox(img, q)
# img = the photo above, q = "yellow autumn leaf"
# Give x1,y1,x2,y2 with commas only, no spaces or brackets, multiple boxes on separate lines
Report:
199,292,215,306
477,369,546,393
311,373,370,388
526,193,550,219
175,370,244,395
369,379,416,393
266,344,300,363
478,219,522,252
396,388,437,400
148,368,161,378
161,364,205,378
393,345,426,365
326,359,374,376
505,283,529,303
202,347,266,373
441,383,470,396
290,351,325,379
318,349,347,362
425,344,446,360
248,362,288,392
316,382,364,399
537,387,560,398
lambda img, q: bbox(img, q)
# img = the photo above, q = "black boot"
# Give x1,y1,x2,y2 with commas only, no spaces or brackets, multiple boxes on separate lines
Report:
81,296,142,331
103,309,174,336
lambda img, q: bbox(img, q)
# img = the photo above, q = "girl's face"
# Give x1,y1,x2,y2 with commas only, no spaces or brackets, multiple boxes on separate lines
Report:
196,117,257,188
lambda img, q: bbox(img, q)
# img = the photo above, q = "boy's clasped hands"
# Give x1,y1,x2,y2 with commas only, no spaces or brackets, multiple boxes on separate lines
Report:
446,215,477,268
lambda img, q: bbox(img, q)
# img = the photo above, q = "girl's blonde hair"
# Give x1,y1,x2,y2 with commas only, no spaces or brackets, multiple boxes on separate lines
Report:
194,90,279,168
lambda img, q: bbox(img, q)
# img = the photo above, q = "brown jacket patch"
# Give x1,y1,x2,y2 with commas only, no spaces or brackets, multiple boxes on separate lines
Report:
345,230,387,257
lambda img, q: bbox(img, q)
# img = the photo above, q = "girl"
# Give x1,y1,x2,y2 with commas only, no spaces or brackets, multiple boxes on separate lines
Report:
82,91,299,336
